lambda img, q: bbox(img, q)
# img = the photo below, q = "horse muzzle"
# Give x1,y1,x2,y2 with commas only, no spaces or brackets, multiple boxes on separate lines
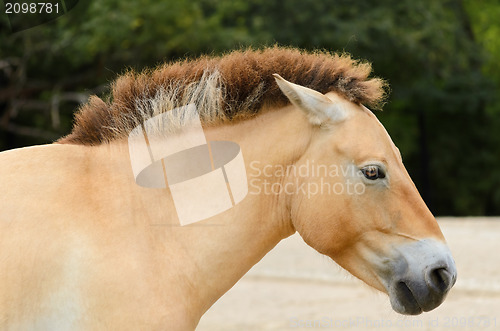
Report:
387,239,457,315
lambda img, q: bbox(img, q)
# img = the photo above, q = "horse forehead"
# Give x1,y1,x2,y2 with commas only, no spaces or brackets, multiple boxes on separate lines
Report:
322,91,399,157
360,107,402,158
328,107,400,161
324,91,379,127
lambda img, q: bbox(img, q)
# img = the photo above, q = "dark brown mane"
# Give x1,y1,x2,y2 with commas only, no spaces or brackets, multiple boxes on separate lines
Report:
58,47,387,145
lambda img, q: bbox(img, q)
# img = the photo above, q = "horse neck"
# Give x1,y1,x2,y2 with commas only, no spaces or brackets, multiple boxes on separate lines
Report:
90,105,311,321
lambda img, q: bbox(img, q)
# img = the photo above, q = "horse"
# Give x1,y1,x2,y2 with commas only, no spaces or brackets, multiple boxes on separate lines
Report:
0,47,456,330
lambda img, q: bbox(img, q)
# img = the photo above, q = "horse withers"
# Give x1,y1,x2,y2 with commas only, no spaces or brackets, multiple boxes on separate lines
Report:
0,48,456,330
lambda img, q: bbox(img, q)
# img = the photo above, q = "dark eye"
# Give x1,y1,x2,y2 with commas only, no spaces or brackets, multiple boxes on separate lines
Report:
361,165,386,180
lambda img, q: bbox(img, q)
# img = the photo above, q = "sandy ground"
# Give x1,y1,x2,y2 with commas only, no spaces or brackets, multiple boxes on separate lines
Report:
197,218,500,331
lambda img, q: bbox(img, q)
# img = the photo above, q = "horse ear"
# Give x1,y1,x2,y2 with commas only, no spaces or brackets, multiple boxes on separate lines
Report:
273,74,346,125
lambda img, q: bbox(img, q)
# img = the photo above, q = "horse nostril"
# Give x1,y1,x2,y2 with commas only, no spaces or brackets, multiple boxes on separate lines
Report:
427,267,453,293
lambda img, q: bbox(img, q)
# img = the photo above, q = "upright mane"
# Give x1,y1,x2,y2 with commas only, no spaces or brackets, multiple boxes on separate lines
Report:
58,47,387,145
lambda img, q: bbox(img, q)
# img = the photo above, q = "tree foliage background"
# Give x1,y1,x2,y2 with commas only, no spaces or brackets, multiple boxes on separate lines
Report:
1,0,499,215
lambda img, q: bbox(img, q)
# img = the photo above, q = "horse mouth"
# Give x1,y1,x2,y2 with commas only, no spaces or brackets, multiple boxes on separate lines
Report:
391,281,423,315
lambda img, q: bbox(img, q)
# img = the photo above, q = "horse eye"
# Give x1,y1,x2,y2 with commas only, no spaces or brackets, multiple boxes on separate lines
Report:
361,165,386,180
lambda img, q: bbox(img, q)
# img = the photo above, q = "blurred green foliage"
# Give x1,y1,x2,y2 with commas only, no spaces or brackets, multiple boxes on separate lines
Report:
1,0,499,215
